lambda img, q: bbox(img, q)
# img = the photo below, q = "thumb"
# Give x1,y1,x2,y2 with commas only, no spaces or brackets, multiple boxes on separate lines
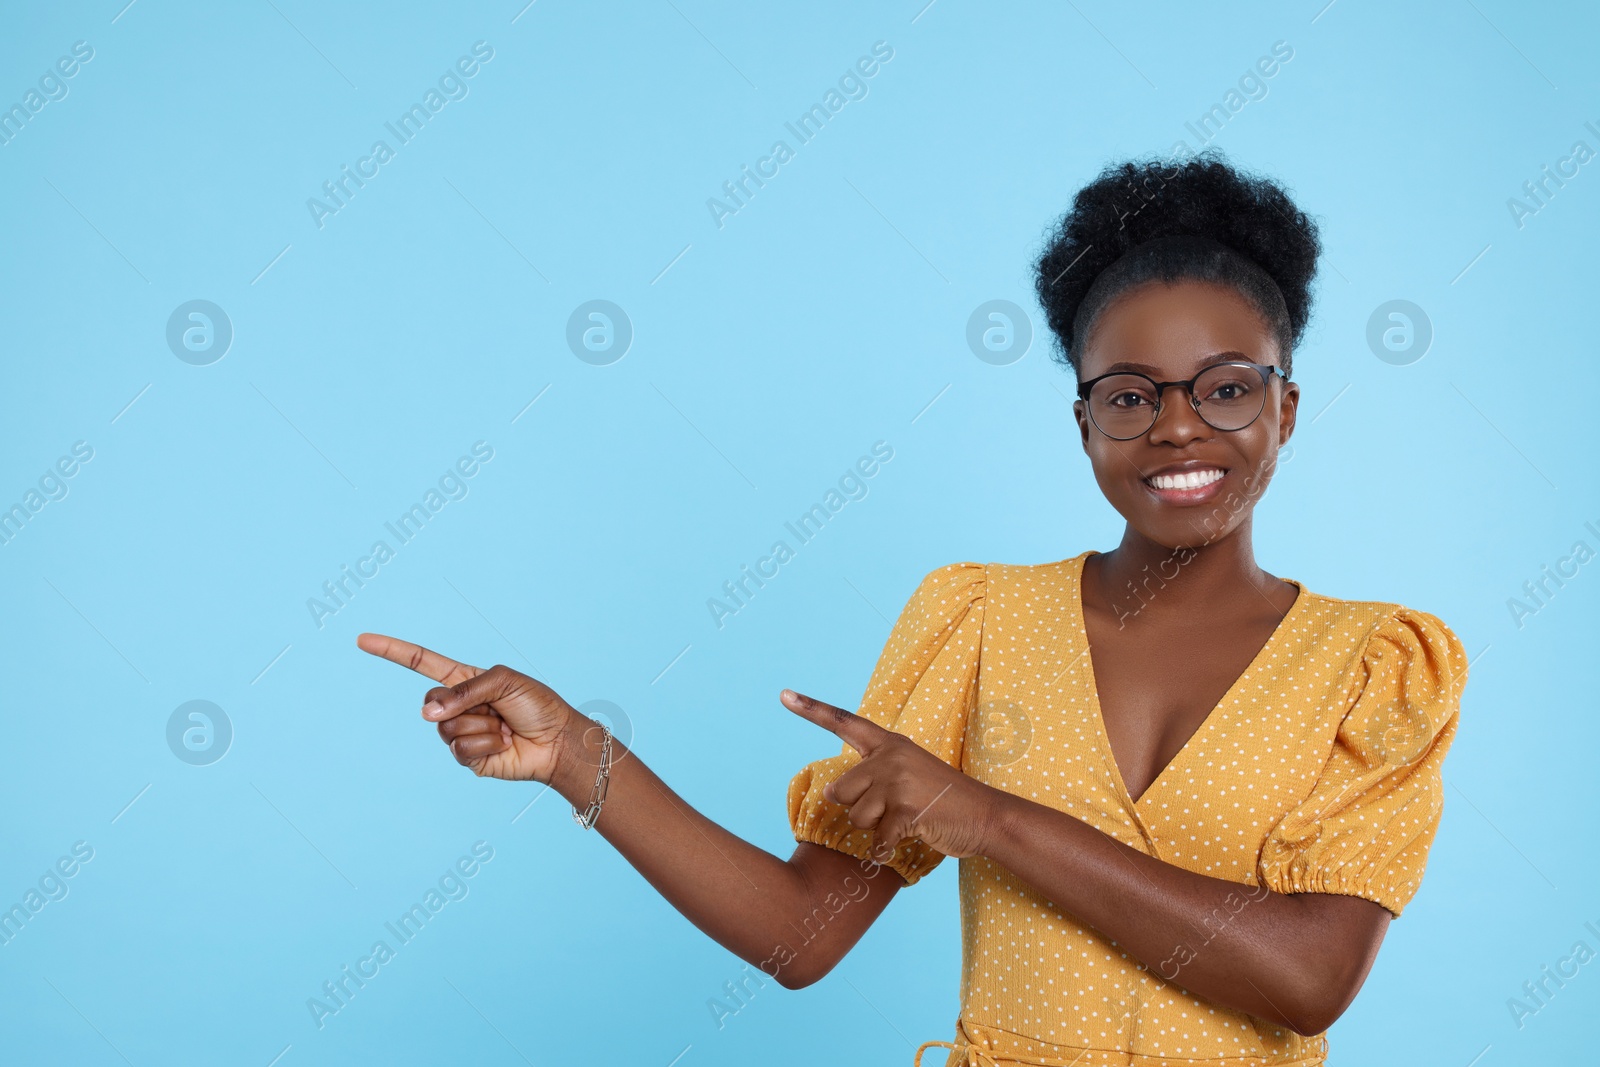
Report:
869,818,911,866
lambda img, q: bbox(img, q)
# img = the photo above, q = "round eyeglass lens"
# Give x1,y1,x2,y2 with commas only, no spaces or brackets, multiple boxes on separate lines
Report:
1086,363,1271,439
1191,362,1269,431
1086,374,1160,439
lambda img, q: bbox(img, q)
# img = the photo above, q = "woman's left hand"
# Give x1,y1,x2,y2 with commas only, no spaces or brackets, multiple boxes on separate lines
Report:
781,688,1005,864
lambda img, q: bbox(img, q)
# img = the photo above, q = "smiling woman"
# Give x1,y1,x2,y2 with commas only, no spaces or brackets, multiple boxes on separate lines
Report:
356,148,1468,1067
792,150,1465,1064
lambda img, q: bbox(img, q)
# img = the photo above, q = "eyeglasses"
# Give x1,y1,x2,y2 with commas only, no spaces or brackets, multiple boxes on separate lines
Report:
1076,361,1287,441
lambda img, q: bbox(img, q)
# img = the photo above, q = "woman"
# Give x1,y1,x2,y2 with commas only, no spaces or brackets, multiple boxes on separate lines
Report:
357,150,1468,1066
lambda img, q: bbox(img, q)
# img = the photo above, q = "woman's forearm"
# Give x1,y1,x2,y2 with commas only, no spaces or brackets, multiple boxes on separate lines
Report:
545,710,860,985
981,788,1359,1035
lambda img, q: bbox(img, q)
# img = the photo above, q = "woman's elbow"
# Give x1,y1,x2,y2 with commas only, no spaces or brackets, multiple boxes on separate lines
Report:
1282,1008,1334,1039
1279,974,1363,1037
773,962,825,991
1275,893,1391,1036
771,948,844,990
1265,993,1334,1039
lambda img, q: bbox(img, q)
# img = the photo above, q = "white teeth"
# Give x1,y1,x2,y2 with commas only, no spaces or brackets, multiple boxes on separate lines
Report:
1146,468,1225,490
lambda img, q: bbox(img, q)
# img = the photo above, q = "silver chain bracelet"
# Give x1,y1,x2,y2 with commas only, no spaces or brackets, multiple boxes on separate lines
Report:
571,723,613,830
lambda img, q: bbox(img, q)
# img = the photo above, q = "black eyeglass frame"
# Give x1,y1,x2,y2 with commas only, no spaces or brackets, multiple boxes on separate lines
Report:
1074,361,1289,440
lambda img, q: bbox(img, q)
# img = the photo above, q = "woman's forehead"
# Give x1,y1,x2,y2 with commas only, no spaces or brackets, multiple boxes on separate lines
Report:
1080,280,1280,376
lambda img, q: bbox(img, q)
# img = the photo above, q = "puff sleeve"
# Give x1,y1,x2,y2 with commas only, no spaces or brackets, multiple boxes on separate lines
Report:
1256,605,1469,918
786,562,986,886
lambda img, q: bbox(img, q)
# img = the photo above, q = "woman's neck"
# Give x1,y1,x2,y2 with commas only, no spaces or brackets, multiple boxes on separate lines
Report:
1088,522,1281,626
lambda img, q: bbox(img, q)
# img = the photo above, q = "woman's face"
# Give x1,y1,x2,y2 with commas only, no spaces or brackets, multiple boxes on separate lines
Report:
1073,278,1300,551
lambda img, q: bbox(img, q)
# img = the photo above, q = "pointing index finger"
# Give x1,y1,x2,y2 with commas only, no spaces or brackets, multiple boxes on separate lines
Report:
356,632,483,687
781,689,887,755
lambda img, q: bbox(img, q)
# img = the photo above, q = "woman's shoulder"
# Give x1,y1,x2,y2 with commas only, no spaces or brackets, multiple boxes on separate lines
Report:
1291,582,1463,648
967,550,1094,587
1280,583,1470,708
912,553,1093,614
901,560,989,613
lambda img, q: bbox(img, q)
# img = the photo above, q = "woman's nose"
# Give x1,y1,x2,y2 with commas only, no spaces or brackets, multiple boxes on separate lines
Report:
1148,384,1208,441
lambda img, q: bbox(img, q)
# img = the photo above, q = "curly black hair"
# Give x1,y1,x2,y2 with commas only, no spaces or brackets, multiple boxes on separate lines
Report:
1033,148,1321,378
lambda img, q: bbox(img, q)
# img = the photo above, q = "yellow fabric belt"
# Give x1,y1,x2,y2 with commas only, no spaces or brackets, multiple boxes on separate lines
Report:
912,1036,1077,1066
912,1018,1089,1067
911,1017,1328,1067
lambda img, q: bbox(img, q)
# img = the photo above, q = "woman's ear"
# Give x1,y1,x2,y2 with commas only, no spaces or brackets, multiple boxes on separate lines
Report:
1073,398,1091,452
1277,379,1300,447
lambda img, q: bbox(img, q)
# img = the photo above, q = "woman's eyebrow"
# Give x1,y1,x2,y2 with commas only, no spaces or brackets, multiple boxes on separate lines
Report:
1101,349,1251,375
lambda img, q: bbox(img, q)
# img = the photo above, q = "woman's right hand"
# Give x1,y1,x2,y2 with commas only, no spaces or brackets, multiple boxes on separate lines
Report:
357,632,579,784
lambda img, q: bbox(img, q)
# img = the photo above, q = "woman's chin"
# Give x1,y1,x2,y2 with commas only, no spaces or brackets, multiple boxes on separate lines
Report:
1113,509,1247,554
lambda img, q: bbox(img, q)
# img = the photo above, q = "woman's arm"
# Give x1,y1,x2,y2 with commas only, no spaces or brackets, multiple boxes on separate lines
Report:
356,637,904,992
549,709,904,990
780,687,1390,1035
981,792,1389,1035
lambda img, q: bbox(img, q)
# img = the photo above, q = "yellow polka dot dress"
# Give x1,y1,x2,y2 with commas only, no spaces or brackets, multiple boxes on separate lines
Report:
786,550,1468,1067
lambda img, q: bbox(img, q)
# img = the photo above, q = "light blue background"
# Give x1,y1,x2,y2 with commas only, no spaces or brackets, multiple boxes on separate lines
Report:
2,1,1596,1064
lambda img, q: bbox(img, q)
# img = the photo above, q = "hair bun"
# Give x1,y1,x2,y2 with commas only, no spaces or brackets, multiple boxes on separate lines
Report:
1034,148,1321,375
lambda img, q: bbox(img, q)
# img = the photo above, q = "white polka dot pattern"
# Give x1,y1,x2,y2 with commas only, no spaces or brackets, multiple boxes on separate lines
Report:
787,550,1468,1066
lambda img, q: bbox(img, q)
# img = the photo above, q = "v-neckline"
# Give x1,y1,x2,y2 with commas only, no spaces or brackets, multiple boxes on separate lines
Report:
1069,550,1307,812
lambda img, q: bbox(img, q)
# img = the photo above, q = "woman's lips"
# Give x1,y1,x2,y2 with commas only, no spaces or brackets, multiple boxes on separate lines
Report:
1141,466,1228,505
